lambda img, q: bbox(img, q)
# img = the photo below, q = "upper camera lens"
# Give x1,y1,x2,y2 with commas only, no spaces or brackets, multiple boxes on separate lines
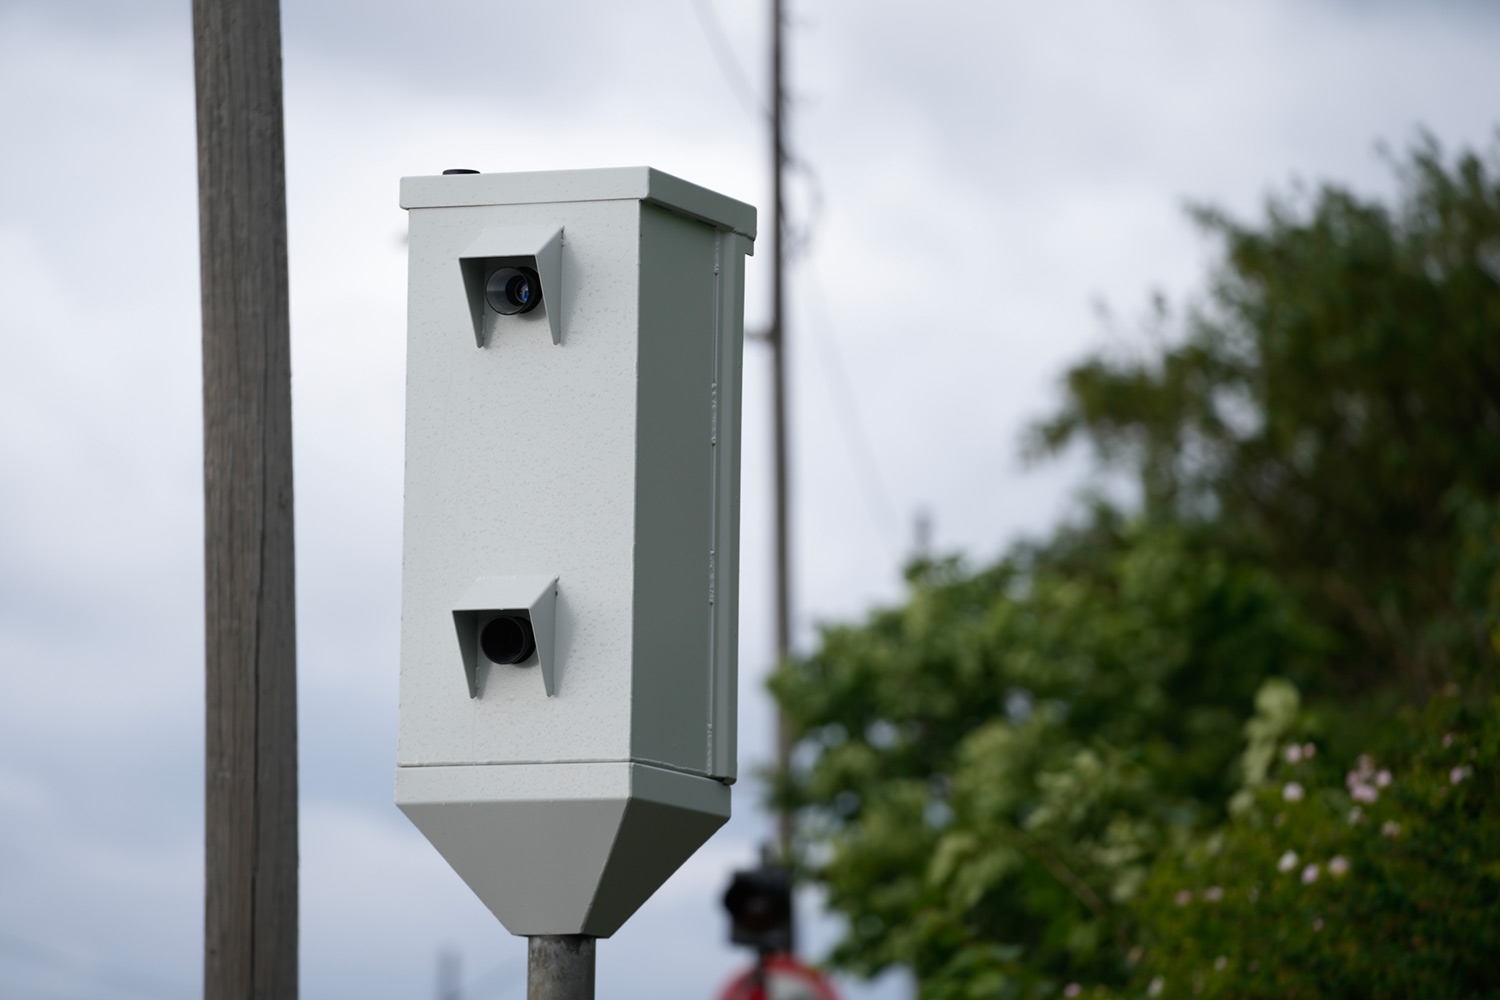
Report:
485,267,542,316
508,274,531,306
480,615,536,665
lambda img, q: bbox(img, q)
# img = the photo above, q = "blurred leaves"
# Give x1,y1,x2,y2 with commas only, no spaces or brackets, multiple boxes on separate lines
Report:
772,523,1325,994
770,137,1500,998
1123,687,1500,999
1031,136,1500,696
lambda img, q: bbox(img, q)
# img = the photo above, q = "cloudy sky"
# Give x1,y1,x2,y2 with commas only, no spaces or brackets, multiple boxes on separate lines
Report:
1,1,1498,998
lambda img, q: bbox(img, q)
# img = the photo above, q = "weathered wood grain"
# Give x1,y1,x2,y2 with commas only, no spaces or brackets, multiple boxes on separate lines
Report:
192,0,298,996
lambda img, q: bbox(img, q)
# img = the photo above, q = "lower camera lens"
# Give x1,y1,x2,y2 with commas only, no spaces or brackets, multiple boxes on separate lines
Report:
485,266,542,315
480,615,536,665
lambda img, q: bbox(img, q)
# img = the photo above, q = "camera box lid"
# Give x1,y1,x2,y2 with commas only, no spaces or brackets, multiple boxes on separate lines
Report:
400,166,757,242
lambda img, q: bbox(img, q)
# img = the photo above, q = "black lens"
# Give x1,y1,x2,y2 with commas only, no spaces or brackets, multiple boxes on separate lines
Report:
508,274,531,306
485,267,542,315
480,615,536,665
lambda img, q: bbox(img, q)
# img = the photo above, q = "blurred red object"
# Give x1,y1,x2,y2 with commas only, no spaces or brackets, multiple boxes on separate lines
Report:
718,955,839,1000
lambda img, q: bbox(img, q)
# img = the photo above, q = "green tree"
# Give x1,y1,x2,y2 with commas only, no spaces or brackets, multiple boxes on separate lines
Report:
770,139,1500,998
774,524,1325,997
1116,493,1500,1000
1120,681,1500,1000
1032,140,1500,694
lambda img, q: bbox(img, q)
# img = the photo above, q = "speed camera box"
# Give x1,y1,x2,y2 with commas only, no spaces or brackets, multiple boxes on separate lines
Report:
394,167,754,937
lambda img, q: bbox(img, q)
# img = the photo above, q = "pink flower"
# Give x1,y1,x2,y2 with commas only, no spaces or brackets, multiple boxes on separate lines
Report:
1442,733,1455,748
1451,766,1472,784
1283,782,1305,802
1346,762,1383,795
1285,744,1303,763
1328,856,1350,877
1203,886,1224,902
1175,889,1192,906
1350,782,1379,803
1064,985,1081,998
1302,863,1320,884
1313,917,1324,932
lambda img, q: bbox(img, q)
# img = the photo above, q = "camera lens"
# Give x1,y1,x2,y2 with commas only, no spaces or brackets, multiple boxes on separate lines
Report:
480,615,536,665
485,267,542,315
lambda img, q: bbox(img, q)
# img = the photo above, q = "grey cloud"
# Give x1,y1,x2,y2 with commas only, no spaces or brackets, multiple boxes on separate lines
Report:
3,2,1499,999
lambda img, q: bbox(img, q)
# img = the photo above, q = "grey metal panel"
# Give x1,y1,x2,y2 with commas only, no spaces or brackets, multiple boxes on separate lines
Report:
642,169,758,241
396,762,729,937
629,204,718,775
582,763,732,935
397,763,631,934
399,198,641,767
400,167,757,240
709,231,751,782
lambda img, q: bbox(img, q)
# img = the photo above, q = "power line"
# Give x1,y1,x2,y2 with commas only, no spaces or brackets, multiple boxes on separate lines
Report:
686,0,825,262
688,0,766,121
803,269,903,556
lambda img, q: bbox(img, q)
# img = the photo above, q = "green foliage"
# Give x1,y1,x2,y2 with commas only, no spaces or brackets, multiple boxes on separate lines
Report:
1031,139,1500,695
772,524,1327,996
771,138,1500,998
1121,686,1500,1000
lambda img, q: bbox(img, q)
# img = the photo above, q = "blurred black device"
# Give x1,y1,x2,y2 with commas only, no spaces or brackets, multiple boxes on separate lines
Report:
723,860,794,955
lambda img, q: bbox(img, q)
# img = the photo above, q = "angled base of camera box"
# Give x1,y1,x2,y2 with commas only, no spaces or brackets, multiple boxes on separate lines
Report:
395,761,730,936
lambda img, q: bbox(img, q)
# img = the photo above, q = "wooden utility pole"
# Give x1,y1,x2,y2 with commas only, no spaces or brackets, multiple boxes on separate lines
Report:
769,0,794,864
193,0,299,997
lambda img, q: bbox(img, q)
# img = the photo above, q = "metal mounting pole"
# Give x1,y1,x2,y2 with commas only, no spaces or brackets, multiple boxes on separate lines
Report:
528,936,595,1000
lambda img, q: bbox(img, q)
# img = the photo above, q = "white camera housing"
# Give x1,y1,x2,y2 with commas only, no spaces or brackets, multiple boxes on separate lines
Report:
394,168,754,937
